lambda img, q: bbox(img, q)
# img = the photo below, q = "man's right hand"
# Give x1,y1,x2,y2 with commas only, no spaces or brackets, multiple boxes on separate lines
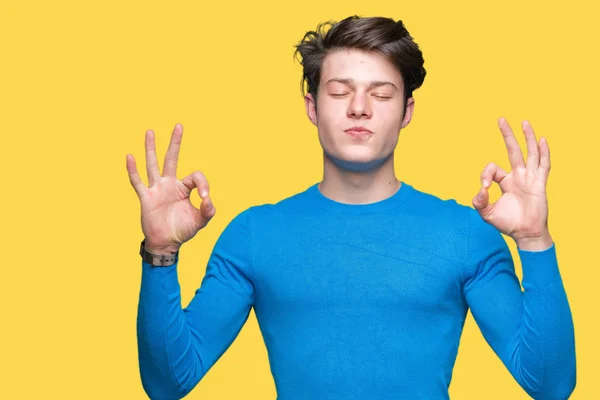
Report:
126,123,216,255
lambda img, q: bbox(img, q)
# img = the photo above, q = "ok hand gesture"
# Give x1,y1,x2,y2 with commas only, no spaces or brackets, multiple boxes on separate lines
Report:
126,124,216,254
472,118,553,251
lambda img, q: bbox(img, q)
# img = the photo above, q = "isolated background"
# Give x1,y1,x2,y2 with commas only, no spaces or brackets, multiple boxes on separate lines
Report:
1,0,597,398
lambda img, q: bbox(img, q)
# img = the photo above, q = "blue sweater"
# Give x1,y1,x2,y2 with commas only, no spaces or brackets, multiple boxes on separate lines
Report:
137,182,576,399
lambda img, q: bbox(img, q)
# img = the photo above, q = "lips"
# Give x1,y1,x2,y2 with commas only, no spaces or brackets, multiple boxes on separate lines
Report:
345,126,373,139
345,126,372,134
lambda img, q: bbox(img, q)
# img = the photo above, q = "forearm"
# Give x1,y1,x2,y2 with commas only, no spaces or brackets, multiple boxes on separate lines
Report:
137,261,202,400
513,244,576,399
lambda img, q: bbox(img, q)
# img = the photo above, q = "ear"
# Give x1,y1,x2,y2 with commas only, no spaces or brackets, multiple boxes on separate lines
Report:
400,97,415,129
304,93,318,127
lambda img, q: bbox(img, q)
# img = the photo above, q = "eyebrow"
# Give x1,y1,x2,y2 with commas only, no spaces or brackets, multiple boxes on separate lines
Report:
325,78,398,90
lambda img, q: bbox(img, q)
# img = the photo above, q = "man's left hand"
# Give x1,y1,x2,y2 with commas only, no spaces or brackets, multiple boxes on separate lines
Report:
472,118,554,251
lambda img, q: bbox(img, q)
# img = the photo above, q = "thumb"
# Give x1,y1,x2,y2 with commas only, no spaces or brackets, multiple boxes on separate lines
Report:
472,186,493,219
197,195,216,225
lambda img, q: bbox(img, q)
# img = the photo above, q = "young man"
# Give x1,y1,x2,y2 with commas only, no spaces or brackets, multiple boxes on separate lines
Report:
127,16,576,400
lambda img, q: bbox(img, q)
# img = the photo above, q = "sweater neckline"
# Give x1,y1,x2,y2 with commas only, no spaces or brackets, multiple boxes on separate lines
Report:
304,181,414,215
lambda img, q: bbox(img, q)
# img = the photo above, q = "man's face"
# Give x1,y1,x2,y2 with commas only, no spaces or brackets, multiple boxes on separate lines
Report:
305,48,414,172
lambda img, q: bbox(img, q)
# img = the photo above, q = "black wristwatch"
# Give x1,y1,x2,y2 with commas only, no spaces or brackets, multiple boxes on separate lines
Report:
139,239,179,267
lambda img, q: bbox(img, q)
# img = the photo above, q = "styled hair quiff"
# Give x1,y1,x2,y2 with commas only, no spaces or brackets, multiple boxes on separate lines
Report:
294,16,427,103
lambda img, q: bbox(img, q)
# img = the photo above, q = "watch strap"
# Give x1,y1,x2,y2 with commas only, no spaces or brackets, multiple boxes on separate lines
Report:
140,239,179,267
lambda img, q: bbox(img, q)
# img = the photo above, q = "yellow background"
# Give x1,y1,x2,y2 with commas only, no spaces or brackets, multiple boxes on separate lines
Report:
1,0,597,398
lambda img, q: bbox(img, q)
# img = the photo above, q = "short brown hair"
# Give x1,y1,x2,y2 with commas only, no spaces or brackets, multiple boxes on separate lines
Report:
294,15,426,104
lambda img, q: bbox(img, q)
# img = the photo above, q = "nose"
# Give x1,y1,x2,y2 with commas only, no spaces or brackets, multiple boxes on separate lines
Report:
347,91,372,119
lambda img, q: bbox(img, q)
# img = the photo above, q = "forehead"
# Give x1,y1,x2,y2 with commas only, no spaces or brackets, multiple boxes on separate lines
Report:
320,48,403,88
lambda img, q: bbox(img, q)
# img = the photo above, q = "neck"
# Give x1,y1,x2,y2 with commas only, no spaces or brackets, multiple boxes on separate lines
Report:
318,152,401,204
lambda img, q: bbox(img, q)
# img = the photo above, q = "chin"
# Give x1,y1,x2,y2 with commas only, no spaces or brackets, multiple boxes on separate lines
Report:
325,150,392,173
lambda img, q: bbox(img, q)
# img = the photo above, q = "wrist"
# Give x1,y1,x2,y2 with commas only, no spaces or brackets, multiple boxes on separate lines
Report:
516,232,554,251
143,240,180,255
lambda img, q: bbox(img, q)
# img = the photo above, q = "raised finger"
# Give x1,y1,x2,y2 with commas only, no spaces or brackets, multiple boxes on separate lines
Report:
163,123,183,177
145,129,161,185
498,118,525,169
181,170,210,199
539,137,551,180
126,154,147,198
522,120,540,171
480,162,509,192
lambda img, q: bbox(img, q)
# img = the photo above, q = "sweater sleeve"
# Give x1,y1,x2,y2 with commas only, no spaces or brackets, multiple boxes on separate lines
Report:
136,208,256,400
463,209,576,400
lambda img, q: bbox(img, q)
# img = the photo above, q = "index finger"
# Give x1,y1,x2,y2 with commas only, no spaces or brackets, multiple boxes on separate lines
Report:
163,123,183,177
498,117,525,169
